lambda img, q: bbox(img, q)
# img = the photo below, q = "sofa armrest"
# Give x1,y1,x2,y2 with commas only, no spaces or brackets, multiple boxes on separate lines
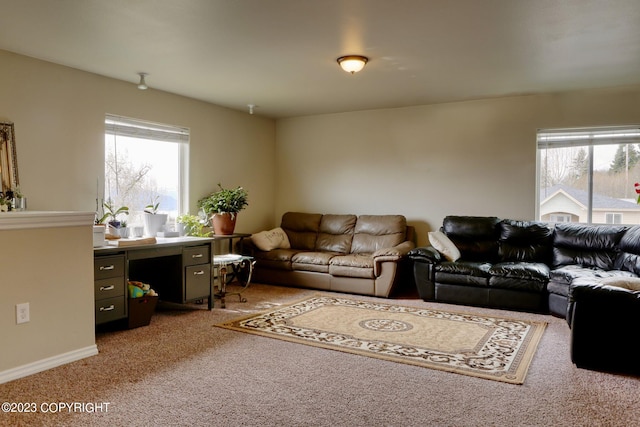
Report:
372,240,415,258
408,246,442,263
371,241,415,277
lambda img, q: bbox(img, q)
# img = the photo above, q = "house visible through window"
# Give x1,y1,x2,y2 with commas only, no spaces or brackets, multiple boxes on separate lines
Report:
537,125,640,225
549,214,572,223
104,114,189,227
605,213,623,224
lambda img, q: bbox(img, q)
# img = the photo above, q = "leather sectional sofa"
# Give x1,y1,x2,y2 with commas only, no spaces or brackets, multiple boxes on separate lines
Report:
243,212,415,297
568,277,640,375
408,216,640,318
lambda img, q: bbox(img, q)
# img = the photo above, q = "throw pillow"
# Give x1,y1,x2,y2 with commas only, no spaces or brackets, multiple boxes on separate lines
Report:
251,227,291,251
428,230,461,262
599,277,640,291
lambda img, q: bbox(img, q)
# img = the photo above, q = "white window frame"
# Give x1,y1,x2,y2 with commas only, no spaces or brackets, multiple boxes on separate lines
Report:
536,125,640,224
104,114,189,216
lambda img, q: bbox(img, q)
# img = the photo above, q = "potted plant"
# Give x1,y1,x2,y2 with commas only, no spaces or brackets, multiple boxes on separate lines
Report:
98,199,129,227
197,183,248,235
97,199,129,237
12,186,26,211
177,213,212,237
143,195,168,237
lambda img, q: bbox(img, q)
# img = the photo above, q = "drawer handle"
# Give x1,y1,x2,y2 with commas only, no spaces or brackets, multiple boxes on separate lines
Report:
99,285,115,291
191,254,203,258
99,265,115,271
99,305,115,312
193,270,205,275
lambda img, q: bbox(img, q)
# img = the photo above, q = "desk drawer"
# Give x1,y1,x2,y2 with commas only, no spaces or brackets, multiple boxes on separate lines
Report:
95,296,126,324
183,245,210,266
185,264,211,301
94,255,125,280
95,277,125,299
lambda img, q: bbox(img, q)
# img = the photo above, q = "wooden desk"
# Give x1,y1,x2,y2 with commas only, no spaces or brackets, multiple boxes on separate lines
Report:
93,237,215,325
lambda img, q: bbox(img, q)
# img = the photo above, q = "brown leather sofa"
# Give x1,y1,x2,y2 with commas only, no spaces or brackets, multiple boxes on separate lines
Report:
243,212,415,297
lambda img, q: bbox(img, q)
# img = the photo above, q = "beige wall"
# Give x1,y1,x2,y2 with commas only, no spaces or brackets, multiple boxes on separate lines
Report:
0,49,277,233
276,86,640,246
0,213,96,382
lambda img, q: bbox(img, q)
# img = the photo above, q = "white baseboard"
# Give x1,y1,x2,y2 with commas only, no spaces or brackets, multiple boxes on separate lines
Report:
0,345,99,384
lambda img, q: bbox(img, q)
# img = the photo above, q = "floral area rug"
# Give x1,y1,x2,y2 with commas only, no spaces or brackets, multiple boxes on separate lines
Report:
217,295,547,384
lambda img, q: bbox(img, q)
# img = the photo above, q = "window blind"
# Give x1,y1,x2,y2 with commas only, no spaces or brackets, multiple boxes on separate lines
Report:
537,125,640,149
105,114,189,143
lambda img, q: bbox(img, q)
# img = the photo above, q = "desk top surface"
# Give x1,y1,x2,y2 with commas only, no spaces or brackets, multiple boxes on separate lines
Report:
94,236,214,254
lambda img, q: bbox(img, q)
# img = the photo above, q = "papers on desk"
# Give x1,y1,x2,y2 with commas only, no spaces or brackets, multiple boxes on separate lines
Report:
108,237,158,247
215,253,243,263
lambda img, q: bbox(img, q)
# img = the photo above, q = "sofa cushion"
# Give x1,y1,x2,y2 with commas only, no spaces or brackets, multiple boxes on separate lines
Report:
441,216,500,262
488,262,550,292
435,261,492,287
498,220,553,263
251,227,291,251
291,251,336,273
552,223,627,269
281,212,322,250
329,254,375,278
350,215,406,254
550,265,636,286
614,225,640,275
253,248,304,271
428,230,460,262
315,214,357,253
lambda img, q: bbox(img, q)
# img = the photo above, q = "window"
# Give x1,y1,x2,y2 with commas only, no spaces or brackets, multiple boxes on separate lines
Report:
549,214,572,223
605,213,623,224
537,125,640,225
104,115,189,226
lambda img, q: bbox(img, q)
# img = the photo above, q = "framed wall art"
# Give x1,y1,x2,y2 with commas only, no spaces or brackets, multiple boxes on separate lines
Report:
0,122,19,194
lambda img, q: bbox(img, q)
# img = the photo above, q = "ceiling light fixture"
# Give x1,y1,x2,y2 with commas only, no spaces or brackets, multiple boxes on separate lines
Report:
137,73,148,90
248,104,255,115
337,55,368,74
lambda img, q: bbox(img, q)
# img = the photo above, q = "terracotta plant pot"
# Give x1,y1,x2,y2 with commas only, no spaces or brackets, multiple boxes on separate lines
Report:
211,212,237,235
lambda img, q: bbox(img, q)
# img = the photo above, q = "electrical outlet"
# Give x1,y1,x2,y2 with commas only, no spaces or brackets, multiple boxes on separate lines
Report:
16,303,30,324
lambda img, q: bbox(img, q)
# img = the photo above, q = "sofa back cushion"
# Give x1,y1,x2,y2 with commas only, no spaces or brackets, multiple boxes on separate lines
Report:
280,212,322,250
499,219,553,263
552,223,627,269
350,215,406,254
315,214,357,253
442,216,500,262
614,225,640,275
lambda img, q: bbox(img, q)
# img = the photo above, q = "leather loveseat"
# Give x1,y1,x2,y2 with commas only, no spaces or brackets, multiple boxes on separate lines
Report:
409,215,640,317
243,212,415,297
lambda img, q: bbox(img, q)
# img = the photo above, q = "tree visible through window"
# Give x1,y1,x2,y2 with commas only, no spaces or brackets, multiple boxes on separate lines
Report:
537,126,640,224
103,115,188,227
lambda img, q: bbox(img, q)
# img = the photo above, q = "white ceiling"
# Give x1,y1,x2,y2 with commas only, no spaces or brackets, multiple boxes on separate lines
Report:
1,0,639,119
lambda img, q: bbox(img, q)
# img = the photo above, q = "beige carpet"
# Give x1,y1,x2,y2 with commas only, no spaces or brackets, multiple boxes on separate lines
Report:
218,294,547,384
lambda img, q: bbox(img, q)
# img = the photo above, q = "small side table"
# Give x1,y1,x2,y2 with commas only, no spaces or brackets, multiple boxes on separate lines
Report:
213,254,255,308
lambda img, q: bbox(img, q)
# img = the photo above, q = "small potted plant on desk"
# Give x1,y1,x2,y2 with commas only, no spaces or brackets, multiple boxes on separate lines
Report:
143,195,168,237
98,199,129,238
197,183,248,235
